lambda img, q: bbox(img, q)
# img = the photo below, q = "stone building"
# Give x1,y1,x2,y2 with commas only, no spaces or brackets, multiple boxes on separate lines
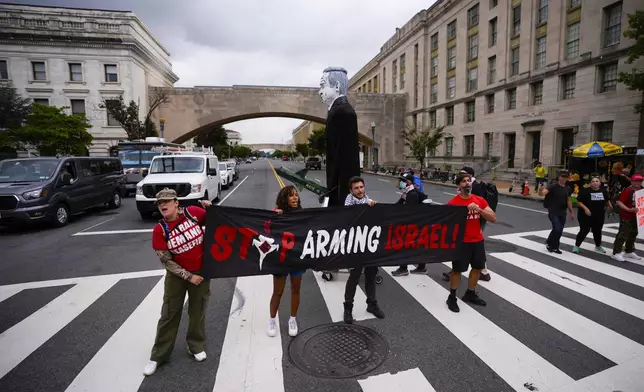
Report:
292,120,324,146
0,3,179,156
226,130,242,145
349,0,643,175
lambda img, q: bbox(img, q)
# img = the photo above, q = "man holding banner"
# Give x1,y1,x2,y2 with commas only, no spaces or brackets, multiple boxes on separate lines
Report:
612,173,643,262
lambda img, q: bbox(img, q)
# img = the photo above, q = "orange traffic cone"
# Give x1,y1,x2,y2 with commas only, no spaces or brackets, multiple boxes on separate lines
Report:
523,180,530,195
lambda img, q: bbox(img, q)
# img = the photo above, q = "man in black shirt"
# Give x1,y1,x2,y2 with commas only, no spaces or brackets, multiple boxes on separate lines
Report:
539,170,574,253
392,173,426,276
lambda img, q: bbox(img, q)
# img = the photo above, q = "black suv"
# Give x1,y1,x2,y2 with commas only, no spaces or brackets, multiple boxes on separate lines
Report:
305,157,322,170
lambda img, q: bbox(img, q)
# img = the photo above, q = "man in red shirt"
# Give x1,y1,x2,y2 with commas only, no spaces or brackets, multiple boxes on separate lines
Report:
446,174,497,313
612,173,643,262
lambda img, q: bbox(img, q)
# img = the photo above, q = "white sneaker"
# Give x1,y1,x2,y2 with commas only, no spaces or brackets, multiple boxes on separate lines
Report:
192,351,207,362
267,318,277,337
612,252,625,262
624,252,642,260
143,361,157,376
288,317,298,337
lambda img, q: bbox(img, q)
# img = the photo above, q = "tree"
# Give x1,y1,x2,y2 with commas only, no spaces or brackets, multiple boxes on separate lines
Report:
400,122,447,170
9,103,93,156
194,125,228,148
618,10,644,114
100,89,170,140
295,143,309,157
0,82,32,131
232,145,252,158
308,127,326,156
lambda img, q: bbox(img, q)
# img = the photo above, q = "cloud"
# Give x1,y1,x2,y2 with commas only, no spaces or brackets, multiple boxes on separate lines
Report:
9,0,434,143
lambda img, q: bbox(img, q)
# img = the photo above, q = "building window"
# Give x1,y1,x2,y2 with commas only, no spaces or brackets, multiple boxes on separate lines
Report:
70,99,85,115
104,64,118,82
595,121,613,141
431,55,438,77
464,135,475,155
31,61,46,81
400,53,406,89
392,60,397,92
447,46,456,70
468,34,479,60
446,106,454,125
69,63,82,82
489,18,497,47
467,68,478,92
33,98,49,106
414,44,419,107
507,88,517,109
431,83,438,103
445,137,454,156
570,0,581,8
367,80,372,93
512,5,521,37
491,0,498,8
537,0,548,25
383,67,387,93
561,72,576,99
604,2,622,47
486,94,495,113
373,75,379,93
106,100,120,126
511,47,520,76
447,76,456,99
535,36,547,69
447,20,457,40
564,23,580,60
488,56,496,84
465,101,476,123
431,33,439,51
430,111,437,128
0,60,8,80
599,62,618,92
485,133,493,157
531,81,544,105
468,4,479,28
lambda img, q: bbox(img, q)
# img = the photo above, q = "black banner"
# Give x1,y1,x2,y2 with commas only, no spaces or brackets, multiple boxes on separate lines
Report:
202,204,468,278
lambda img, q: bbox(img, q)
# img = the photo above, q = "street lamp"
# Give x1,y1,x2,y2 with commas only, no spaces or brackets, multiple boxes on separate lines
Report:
371,121,376,170
159,118,165,139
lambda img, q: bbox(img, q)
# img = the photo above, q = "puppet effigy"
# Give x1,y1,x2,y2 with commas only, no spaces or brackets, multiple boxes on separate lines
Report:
318,67,360,206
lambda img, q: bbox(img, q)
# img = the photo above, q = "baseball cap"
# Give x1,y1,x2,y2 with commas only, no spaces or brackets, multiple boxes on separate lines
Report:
631,173,643,181
460,166,475,176
399,173,414,182
156,188,178,202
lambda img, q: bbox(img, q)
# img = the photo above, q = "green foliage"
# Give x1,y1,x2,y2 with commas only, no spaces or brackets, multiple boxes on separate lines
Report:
295,143,309,157
0,82,32,131
11,104,93,156
232,145,252,158
194,125,228,148
308,127,326,156
100,89,169,140
617,10,644,114
400,122,448,170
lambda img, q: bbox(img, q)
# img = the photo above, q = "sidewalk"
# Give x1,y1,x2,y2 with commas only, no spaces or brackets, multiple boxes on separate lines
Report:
363,170,545,203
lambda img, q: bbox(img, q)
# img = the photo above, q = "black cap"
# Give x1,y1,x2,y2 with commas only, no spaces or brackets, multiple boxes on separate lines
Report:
399,173,414,182
460,166,475,176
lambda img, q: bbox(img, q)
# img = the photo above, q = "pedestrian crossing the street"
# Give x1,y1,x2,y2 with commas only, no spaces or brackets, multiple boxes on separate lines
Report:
1,223,644,392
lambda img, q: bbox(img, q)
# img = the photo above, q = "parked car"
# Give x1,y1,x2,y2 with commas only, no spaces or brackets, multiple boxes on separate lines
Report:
219,162,234,189
227,161,239,181
0,157,124,227
245,158,252,164
305,157,322,170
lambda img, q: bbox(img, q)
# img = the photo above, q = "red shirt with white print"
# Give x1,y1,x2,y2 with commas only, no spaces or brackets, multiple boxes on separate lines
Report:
448,194,488,243
152,206,207,272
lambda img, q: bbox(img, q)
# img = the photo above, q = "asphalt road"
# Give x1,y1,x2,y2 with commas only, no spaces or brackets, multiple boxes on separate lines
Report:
0,159,643,392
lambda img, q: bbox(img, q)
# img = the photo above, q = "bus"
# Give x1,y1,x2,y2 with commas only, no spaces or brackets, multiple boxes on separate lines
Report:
114,137,187,195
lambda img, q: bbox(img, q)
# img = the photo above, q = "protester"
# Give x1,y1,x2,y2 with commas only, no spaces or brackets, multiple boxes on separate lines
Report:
268,185,305,338
538,170,574,254
403,168,424,193
612,173,643,262
573,175,611,254
446,174,496,313
343,176,385,323
392,173,427,277
144,188,212,376
534,162,547,191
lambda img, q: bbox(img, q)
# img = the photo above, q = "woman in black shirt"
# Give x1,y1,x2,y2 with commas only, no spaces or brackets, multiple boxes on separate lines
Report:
573,175,612,254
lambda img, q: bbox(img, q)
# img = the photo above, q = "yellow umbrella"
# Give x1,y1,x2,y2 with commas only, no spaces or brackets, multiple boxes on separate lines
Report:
572,141,623,158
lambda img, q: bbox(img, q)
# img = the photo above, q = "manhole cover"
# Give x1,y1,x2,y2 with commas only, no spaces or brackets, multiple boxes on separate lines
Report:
485,238,517,253
288,324,388,379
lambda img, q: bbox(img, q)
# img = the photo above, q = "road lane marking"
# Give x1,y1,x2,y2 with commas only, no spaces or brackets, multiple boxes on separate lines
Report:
0,277,119,379
314,178,321,183
75,217,115,234
382,266,574,391
218,175,249,205
555,231,644,266
267,160,285,188
552,358,644,392
378,179,391,183
312,271,375,323
358,367,437,392
212,275,285,392
73,228,153,236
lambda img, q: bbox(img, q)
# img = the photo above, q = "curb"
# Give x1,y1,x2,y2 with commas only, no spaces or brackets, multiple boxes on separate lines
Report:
362,170,545,204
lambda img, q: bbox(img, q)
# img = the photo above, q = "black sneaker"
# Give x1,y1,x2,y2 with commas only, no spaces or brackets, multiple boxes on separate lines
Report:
479,272,491,282
391,268,409,277
366,305,385,319
410,267,427,274
554,249,563,254
343,309,353,324
446,294,460,313
546,246,556,253
462,290,487,306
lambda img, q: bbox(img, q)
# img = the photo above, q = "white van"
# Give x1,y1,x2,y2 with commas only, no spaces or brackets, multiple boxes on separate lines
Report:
135,152,221,219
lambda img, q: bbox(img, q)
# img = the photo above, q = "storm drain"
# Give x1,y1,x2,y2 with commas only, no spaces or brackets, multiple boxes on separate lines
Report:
288,324,388,379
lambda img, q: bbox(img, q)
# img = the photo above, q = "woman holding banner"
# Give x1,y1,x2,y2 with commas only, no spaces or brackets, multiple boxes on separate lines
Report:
268,185,305,338
143,188,212,376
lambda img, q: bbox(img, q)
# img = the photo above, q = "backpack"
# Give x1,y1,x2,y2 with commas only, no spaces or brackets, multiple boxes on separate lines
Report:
474,181,498,211
158,207,199,242
611,186,632,215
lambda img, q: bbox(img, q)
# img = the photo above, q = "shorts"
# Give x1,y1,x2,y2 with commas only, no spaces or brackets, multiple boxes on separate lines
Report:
452,241,486,273
272,270,306,278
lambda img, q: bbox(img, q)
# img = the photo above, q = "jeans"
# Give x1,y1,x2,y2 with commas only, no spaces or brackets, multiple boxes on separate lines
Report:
344,267,377,307
613,219,637,254
546,213,567,250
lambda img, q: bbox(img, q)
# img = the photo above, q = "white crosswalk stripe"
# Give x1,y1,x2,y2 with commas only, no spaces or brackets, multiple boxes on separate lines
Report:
2,225,644,392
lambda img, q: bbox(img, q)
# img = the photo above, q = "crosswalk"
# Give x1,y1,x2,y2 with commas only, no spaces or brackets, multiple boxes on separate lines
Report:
1,223,644,392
